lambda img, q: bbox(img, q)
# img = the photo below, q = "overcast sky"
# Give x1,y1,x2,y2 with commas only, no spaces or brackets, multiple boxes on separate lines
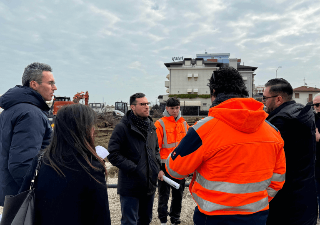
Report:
1,0,319,105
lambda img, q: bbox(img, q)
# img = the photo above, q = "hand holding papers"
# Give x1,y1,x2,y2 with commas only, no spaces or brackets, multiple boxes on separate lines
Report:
163,175,180,189
95,146,110,159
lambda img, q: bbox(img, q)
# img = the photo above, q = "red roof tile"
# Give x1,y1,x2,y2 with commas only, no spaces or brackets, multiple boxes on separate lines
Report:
293,86,320,92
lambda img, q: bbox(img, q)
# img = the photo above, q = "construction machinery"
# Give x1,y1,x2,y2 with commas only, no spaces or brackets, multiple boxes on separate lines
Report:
114,101,128,117
48,91,89,127
52,91,89,115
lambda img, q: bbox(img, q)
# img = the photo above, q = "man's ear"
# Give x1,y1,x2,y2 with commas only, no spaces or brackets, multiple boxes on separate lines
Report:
276,95,284,107
29,80,38,91
130,105,134,111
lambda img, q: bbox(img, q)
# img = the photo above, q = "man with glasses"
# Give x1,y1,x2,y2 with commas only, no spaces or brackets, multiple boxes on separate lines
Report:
313,93,320,220
0,62,57,206
263,78,318,225
108,93,162,225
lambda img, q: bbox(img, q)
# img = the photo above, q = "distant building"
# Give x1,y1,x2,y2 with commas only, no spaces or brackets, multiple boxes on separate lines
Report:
293,86,320,105
161,53,258,114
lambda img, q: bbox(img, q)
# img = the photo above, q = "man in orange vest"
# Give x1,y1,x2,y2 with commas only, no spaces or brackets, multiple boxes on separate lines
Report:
164,67,286,225
155,97,189,225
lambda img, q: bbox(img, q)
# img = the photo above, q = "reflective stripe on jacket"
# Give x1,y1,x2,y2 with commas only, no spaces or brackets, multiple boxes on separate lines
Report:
165,98,286,216
154,110,189,160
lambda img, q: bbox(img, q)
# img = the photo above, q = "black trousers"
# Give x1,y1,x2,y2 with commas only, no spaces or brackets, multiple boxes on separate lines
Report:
193,206,269,225
158,163,186,224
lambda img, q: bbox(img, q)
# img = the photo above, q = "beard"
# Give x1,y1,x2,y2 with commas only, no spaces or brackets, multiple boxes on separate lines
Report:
265,99,277,114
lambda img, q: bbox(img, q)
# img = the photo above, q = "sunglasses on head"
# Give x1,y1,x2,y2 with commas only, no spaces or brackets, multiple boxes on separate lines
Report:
313,103,320,107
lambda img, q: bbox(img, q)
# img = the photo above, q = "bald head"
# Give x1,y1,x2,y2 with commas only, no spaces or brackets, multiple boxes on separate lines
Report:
313,94,320,113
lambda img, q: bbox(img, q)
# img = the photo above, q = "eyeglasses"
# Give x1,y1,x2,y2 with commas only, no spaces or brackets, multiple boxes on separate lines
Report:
313,103,320,107
262,95,278,101
134,102,150,106
36,81,56,87
47,81,56,87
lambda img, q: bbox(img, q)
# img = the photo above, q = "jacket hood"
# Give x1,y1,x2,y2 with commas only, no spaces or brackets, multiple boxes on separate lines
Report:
0,85,50,111
267,101,314,130
209,98,268,133
163,109,181,122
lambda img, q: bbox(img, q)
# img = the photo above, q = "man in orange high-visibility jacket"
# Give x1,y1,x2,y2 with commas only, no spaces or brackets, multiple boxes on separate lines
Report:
155,97,189,225
165,67,286,225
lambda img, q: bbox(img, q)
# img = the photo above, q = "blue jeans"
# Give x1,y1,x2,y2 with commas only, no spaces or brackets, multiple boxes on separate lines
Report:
193,206,269,225
120,193,155,225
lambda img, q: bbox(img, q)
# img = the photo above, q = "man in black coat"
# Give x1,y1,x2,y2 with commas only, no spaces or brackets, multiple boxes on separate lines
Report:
263,78,318,225
0,62,57,206
107,93,162,225
313,93,320,219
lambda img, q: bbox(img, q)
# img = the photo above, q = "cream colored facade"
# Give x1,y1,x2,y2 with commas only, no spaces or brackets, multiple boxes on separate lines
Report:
293,92,320,105
162,57,257,111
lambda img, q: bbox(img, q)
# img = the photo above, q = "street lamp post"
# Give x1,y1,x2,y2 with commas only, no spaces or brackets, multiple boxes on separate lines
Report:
276,66,282,78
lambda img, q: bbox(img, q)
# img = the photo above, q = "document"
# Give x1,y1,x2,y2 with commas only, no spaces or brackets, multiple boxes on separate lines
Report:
95,146,110,159
163,175,180,189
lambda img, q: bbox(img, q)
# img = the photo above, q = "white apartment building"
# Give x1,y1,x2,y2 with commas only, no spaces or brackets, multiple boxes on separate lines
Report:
161,54,258,112
293,86,320,105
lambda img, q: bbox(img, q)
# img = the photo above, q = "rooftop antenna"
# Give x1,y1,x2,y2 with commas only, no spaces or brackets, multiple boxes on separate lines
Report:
304,77,307,86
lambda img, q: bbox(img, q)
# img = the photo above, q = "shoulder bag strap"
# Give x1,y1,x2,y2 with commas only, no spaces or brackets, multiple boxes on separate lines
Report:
30,152,44,190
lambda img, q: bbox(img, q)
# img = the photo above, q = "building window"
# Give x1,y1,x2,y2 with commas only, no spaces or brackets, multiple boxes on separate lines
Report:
203,103,207,106
295,93,299,98
178,91,179,93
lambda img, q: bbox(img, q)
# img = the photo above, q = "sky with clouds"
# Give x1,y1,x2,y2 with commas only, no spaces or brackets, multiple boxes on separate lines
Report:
0,0,319,105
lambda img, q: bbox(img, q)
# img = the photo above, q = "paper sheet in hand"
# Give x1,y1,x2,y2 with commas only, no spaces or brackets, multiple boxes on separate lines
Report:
163,175,180,189
95,146,109,159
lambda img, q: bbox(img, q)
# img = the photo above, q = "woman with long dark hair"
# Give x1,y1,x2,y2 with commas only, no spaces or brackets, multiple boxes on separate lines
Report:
20,104,111,225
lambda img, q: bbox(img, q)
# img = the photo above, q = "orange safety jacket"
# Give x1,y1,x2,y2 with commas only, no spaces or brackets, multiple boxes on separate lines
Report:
154,110,189,162
165,98,286,216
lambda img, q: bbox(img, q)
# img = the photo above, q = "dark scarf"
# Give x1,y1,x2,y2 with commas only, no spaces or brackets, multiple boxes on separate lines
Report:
210,93,243,108
129,111,150,138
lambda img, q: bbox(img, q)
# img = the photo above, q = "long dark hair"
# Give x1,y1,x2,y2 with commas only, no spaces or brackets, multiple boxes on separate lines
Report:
44,104,107,182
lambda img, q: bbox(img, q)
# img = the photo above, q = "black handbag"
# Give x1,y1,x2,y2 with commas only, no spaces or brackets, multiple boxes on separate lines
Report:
0,153,43,225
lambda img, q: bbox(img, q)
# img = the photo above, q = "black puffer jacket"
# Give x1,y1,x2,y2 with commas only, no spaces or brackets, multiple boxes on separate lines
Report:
0,86,52,206
107,110,161,197
266,101,318,225
315,112,320,181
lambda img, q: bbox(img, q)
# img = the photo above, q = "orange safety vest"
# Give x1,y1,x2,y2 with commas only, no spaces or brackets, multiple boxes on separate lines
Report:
165,98,286,215
155,111,189,162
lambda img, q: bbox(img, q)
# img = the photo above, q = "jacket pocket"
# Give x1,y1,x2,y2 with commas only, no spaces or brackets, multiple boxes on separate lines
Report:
133,156,148,186
149,154,160,188
166,128,175,144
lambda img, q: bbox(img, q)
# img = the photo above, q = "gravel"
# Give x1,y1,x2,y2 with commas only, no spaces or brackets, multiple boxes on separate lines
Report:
1,184,320,225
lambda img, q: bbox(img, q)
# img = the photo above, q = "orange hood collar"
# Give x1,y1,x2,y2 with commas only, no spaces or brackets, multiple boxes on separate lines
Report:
209,98,268,133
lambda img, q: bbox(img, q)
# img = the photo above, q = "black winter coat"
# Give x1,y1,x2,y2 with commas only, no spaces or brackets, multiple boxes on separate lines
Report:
0,86,52,206
19,153,111,225
107,110,161,197
314,112,320,181
266,101,318,225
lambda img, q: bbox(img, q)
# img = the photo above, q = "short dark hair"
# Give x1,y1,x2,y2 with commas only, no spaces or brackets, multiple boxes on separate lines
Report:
166,97,180,107
130,93,145,105
265,78,293,102
22,62,52,87
208,67,249,97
